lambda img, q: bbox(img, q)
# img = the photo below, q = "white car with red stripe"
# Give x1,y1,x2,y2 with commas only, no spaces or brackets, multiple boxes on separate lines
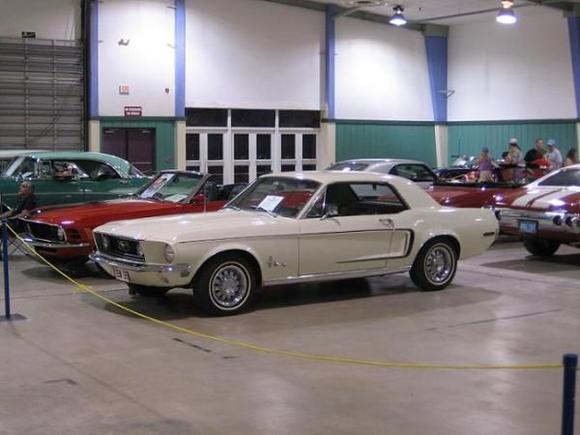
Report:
498,164,580,256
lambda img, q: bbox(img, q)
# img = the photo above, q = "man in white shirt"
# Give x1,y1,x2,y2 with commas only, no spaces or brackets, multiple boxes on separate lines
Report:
546,139,562,171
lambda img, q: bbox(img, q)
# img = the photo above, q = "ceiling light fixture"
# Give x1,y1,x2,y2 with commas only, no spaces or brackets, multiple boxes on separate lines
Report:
496,0,517,24
389,5,407,26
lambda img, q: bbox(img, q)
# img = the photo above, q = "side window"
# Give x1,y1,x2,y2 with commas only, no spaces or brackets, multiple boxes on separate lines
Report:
51,160,88,179
328,182,407,216
11,157,36,178
391,164,435,182
73,160,120,180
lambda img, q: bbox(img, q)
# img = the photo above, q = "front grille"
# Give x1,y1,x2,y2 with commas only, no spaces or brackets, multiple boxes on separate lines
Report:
95,233,144,260
26,221,59,241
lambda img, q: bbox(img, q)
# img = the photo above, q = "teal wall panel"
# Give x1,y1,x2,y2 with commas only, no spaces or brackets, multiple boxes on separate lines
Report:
335,123,437,167
99,118,176,170
448,121,577,165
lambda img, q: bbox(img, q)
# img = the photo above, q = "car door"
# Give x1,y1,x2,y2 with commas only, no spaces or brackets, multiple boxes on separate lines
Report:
298,182,410,276
390,163,436,189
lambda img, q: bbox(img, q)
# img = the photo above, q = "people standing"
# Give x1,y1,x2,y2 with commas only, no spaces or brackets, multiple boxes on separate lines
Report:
477,147,494,182
524,138,546,164
545,139,563,171
564,148,577,167
506,138,523,164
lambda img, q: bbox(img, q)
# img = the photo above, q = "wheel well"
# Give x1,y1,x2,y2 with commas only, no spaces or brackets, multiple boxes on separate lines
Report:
193,249,262,287
428,235,460,258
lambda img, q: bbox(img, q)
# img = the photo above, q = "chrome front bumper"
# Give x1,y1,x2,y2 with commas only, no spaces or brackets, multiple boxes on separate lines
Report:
90,252,191,274
89,252,192,287
21,234,90,249
499,209,580,235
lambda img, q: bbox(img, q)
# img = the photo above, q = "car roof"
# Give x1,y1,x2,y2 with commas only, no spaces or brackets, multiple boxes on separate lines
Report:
332,158,426,166
0,149,48,158
21,151,135,176
261,171,439,208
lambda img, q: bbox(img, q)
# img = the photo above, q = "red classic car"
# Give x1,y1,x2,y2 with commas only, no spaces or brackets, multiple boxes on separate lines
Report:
497,164,580,256
428,165,580,256
20,170,245,266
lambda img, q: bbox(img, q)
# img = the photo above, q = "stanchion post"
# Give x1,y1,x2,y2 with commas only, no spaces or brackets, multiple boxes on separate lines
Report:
562,353,578,435
2,219,10,319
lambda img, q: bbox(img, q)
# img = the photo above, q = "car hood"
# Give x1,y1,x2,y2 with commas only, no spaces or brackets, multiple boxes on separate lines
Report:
28,198,185,227
507,186,580,213
95,209,297,244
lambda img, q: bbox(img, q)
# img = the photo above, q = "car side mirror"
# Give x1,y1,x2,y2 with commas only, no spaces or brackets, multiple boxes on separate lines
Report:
321,204,339,220
191,193,206,205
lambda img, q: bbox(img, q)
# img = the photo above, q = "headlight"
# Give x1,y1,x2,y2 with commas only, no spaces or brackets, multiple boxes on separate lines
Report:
164,244,175,263
57,227,66,241
136,243,144,258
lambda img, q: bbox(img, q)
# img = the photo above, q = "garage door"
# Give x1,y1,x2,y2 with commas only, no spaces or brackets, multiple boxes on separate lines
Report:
0,38,84,151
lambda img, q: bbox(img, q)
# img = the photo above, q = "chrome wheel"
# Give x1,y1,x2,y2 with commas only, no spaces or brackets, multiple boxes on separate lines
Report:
424,244,454,285
209,262,250,309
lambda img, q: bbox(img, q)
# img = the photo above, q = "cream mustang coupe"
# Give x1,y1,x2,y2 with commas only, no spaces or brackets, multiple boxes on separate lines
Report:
91,172,498,315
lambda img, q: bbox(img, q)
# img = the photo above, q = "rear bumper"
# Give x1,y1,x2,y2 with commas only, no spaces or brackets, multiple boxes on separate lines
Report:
499,209,580,241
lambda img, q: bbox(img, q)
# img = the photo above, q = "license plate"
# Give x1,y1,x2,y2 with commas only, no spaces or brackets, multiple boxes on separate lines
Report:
519,220,538,234
112,266,130,282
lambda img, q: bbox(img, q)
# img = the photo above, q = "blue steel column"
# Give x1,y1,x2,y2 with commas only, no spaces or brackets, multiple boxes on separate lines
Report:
568,16,580,118
325,5,337,119
175,0,186,118
88,0,99,117
424,35,448,123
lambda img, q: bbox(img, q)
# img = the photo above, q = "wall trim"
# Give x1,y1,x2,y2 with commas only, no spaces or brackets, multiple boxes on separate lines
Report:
325,5,337,119
93,116,183,122
447,118,579,126
175,0,186,118
88,0,99,117
323,119,436,126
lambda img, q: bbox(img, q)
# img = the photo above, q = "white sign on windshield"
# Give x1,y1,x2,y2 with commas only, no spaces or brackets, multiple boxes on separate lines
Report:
258,195,284,212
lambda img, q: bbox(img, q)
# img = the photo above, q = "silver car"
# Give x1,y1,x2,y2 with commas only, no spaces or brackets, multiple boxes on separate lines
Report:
326,159,437,189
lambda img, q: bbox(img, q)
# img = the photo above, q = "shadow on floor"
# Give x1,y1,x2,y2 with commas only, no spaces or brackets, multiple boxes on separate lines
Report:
481,253,580,274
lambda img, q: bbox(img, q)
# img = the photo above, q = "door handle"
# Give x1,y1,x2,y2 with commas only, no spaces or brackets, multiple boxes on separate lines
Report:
378,218,395,229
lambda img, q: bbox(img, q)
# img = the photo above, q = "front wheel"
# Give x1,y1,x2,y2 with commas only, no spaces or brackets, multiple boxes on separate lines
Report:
128,284,170,297
193,254,256,316
523,237,560,257
410,239,457,291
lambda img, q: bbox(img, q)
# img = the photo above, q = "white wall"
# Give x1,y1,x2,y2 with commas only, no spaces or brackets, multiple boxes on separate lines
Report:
98,0,175,116
0,0,79,40
335,17,433,121
448,7,576,121
186,0,323,110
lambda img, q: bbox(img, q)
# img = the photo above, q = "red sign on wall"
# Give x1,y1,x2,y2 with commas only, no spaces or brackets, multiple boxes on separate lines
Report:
124,106,142,117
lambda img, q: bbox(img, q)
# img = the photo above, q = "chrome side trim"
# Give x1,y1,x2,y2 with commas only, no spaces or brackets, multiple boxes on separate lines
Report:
263,266,411,287
22,234,89,249
90,252,191,274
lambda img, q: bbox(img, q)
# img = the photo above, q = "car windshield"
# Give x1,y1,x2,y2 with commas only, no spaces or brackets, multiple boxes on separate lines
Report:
4,156,35,177
537,168,580,187
138,172,204,202
327,162,370,172
229,176,320,218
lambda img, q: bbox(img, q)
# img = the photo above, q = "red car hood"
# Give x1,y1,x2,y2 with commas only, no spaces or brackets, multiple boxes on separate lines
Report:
28,198,186,227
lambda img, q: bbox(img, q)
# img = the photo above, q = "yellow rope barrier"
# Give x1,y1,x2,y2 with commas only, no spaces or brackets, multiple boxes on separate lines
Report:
6,225,565,371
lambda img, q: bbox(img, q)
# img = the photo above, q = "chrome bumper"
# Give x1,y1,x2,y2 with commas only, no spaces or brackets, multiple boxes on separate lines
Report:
21,234,90,249
89,251,191,275
499,209,580,235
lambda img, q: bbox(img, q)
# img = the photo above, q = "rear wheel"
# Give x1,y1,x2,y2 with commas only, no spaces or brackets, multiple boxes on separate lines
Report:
193,254,256,316
410,239,457,291
523,237,560,257
128,284,170,297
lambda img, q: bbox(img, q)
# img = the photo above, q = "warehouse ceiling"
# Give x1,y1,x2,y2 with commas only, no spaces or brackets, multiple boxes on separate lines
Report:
271,0,579,25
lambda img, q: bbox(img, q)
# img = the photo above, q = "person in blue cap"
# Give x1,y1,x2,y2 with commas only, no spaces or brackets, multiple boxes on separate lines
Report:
545,139,562,171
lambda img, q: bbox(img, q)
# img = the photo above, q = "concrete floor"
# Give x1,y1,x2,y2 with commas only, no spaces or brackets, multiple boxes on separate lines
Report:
1,238,579,435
